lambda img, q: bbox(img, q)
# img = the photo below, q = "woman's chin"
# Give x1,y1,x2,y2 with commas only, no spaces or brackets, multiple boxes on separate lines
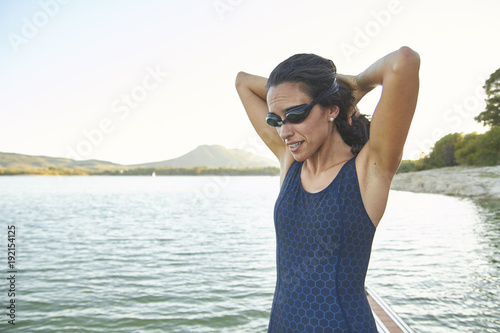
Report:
291,151,308,162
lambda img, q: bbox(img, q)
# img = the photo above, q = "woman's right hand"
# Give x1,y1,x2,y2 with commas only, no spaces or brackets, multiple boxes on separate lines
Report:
336,73,370,122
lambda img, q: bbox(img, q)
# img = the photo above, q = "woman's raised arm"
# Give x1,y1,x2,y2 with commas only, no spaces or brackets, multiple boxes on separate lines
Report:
338,47,420,226
235,72,286,160
343,46,420,176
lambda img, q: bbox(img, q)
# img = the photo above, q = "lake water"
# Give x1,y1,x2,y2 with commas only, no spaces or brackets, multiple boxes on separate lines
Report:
0,176,499,332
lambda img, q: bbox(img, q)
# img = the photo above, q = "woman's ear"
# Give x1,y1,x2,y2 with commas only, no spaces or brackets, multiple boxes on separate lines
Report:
328,105,340,119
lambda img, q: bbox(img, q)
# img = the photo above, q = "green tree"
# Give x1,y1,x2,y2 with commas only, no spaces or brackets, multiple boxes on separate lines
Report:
454,132,480,165
425,133,462,168
475,67,500,127
396,160,416,173
478,127,500,165
454,128,500,166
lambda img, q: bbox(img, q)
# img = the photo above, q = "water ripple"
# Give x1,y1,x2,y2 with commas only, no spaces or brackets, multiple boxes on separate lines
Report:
1,177,498,332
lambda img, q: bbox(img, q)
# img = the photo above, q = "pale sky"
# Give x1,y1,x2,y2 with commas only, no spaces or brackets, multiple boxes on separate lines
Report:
1,0,498,165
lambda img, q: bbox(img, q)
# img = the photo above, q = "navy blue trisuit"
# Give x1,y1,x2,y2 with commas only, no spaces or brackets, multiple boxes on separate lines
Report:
268,157,377,332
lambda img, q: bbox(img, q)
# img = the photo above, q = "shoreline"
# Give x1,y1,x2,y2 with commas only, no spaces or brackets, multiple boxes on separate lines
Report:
391,165,500,200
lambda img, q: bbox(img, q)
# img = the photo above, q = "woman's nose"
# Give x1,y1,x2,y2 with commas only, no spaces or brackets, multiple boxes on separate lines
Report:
278,122,294,140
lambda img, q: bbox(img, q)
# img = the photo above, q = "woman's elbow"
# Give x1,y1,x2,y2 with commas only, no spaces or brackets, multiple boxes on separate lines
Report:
394,46,420,73
235,71,248,89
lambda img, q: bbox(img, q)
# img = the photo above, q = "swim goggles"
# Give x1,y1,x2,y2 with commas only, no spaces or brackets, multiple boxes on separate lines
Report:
266,79,340,127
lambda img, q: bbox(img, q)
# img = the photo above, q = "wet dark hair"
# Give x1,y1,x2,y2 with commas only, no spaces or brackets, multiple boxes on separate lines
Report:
266,53,370,155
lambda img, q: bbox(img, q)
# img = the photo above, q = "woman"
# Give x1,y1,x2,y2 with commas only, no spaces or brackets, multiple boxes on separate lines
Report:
235,47,420,332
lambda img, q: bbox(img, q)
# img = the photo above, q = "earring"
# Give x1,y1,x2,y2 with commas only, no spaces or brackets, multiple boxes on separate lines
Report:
329,117,334,122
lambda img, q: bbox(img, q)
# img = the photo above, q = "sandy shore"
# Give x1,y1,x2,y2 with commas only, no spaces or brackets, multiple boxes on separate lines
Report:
391,165,500,199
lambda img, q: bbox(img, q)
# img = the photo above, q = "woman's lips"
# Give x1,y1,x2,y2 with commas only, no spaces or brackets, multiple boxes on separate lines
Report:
288,141,303,152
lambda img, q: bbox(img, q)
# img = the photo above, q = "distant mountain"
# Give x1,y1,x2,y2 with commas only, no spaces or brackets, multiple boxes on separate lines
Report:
0,145,278,172
132,145,278,168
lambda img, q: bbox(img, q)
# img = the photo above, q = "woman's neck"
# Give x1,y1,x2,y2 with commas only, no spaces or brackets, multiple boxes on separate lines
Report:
303,129,354,176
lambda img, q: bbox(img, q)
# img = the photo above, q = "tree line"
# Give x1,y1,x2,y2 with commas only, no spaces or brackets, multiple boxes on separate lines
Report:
399,67,500,173
0,166,280,176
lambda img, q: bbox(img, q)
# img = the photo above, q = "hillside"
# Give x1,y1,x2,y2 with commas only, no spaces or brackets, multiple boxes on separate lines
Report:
0,152,123,172
0,145,278,174
132,145,278,168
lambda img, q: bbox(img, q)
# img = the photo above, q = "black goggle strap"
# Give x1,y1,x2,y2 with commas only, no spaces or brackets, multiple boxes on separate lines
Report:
309,78,340,106
284,78,340,119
